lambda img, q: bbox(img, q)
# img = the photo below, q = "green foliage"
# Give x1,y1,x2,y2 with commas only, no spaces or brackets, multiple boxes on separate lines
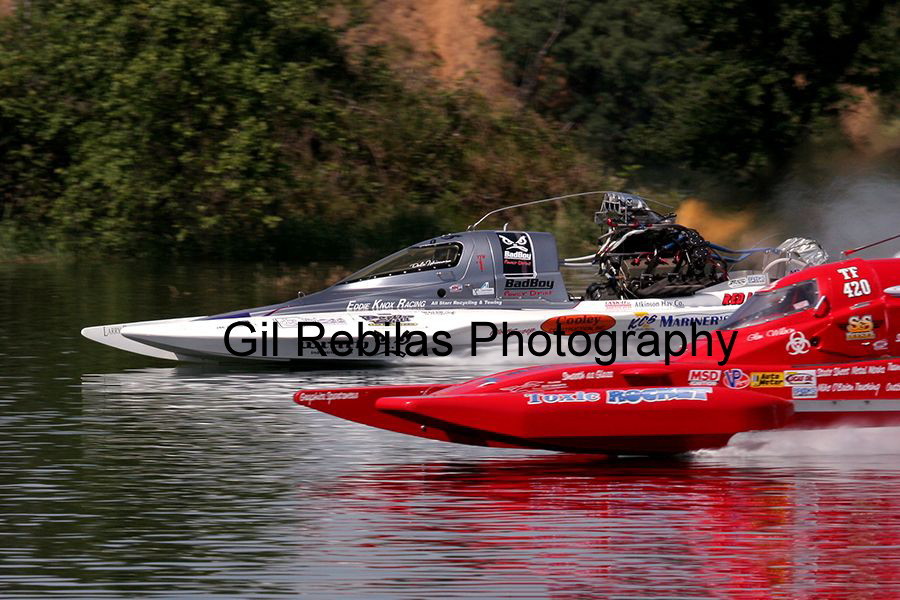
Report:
0,0,609,258
488,0,900,187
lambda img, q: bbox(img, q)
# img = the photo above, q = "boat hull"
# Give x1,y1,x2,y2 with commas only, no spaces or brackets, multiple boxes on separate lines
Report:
85,292,753,364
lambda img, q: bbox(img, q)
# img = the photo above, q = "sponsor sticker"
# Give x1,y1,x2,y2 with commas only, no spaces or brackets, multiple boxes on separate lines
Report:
722,292,749,305
628,314,657,330
728,274,767,288
497,232,536,278
751,372,785,388
689,370,722,385
502,381,568,393
722,368,750,389
747,327,795,342
606,387,711,404
505,278,554,289
540,314,616,335
346,298,427,311
845,314,876,340
786,331,811,355
275,317,346,328
359,314,416,327
783,370,816,387
525,391,601,405
603,300,633,311
792,386,818,399
659,315,726,328
472,282,495,296
296,391,359,401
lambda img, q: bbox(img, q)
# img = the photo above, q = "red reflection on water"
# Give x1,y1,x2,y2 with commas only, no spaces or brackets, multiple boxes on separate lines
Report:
320,454,900,599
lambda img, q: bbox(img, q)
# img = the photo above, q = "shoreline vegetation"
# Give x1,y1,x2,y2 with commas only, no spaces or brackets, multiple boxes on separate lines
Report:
1,1,897,262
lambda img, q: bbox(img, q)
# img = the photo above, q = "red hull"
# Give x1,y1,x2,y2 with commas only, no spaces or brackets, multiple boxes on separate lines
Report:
295,358,900,455
296,257,900,455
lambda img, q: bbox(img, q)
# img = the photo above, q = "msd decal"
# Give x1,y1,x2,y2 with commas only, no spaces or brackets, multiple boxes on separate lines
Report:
689,370,721,385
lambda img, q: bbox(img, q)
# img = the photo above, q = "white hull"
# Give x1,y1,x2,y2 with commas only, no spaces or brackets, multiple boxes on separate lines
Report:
82,288,756,365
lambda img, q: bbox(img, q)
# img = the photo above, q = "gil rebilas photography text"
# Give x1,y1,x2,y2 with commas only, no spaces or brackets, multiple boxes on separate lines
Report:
222,321,738,365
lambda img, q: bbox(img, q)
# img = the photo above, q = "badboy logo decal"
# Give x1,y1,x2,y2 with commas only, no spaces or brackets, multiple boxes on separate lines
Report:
505,278,554,289
497,232,536,278
606,387,711,404
540,314,616,335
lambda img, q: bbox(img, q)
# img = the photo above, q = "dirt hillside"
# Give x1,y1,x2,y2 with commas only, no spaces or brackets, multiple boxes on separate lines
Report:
350,0,516,102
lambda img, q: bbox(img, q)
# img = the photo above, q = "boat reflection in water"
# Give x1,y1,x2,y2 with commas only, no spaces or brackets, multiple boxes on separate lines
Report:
320,451,900,598
74,367,900,598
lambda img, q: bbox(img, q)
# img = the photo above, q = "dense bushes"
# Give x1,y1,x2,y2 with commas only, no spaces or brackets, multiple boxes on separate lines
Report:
488,0,899,187
0,0,608,258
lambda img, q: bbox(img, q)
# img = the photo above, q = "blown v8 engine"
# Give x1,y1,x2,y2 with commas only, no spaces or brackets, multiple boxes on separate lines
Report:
586,193,728,300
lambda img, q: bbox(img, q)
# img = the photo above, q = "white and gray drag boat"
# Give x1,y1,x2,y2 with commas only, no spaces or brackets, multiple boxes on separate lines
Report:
82,192,827,364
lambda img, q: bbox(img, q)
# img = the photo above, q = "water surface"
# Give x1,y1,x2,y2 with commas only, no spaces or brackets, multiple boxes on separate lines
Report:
2,260,900,598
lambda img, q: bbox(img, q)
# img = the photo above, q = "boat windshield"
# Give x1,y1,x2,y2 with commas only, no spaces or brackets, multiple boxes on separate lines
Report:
722,279,819,330
339,242,463,284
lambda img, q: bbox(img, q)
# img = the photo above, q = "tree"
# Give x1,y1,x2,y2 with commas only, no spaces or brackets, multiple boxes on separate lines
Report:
0,0,609,257
489,0,900,187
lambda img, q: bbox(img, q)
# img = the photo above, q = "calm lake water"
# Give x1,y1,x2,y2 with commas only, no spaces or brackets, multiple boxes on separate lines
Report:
3,260,900,599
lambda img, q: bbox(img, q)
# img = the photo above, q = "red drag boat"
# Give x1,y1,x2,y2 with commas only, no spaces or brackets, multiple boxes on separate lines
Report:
295,252,900,455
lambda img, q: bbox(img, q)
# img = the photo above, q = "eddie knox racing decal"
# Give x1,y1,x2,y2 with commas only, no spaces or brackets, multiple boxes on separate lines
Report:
497,232,536,278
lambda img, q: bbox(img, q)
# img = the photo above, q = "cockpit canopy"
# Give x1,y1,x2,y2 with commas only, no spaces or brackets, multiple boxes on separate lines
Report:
723,279,819,330
339,242,463,284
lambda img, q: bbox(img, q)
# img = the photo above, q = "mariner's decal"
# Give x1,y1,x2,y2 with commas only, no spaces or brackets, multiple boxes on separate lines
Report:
497,231,536,278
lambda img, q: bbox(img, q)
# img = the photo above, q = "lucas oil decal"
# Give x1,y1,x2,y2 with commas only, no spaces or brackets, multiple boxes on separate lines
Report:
497,232,536,278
